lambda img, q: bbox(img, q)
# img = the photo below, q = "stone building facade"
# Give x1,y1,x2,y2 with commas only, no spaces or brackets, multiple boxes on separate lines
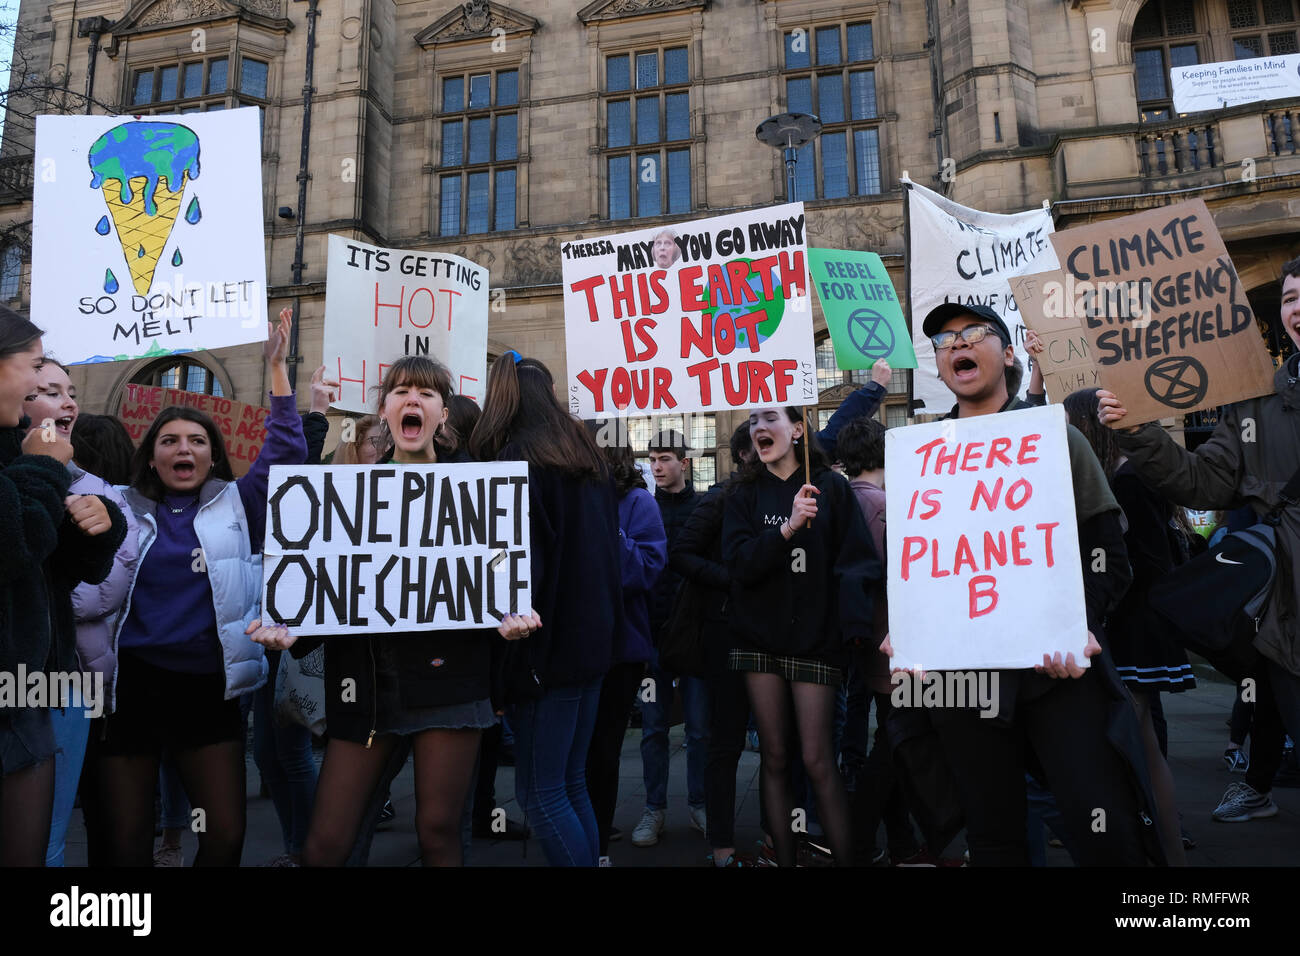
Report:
1,0,1297,476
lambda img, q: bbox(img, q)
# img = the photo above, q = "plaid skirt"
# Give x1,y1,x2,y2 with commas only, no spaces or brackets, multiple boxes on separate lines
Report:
728,649,842,686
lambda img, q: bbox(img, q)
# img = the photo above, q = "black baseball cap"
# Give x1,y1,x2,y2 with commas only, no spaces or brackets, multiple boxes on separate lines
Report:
921,303,1012,346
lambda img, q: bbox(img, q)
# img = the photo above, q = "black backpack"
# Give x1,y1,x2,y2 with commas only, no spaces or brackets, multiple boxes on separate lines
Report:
1148,468,1300,656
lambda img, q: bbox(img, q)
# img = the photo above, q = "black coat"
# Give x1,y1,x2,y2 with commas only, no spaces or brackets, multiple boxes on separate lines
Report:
669,483,732,673
0,425,127,697
649,484,698,638
500,461,623,700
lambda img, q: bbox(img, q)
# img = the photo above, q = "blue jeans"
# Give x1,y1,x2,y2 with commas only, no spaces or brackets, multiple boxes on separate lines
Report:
45,702,92,867
639,661,710,810
509,678,602,867
253,669,318,857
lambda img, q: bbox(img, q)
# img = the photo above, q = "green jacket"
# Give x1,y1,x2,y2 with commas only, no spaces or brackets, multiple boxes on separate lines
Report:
1116,354,1300,677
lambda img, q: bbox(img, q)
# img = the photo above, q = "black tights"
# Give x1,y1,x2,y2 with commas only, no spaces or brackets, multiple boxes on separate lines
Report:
97,740,246,866
745,672,853,867
0,757,54,867
304,728,480,867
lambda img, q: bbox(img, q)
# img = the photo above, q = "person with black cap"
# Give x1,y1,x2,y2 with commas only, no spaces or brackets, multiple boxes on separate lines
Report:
879,301,1165,866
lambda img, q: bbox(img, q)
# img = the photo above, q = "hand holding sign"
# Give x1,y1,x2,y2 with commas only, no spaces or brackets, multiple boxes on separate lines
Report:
871,358,892,388
1095,388,1141,434
788,484,820,532
1034,631,1101,679
246,618,295,651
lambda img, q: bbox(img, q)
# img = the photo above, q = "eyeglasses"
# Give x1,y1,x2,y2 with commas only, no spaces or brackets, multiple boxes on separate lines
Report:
931,324,1000,351
364,436,387,450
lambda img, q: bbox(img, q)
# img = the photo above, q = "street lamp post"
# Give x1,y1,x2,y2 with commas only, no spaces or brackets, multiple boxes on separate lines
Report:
755,112,823,202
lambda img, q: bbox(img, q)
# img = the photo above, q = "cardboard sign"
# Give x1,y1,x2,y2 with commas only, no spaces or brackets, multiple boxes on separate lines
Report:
261,462,531,635
1049,200,1275,425
322,235,489,414
1008,270,1102,401
905,179,1059,411
118,383,268,477
32,110,268,365
562,203,817,417
884,404,1088,671
1172,53,1300,113
808,248,916,370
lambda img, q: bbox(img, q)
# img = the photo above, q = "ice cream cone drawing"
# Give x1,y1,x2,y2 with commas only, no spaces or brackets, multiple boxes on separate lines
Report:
89,122,201,295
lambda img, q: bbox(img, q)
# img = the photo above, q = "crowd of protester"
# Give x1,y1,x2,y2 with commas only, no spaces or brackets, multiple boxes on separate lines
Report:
3,257,1300,867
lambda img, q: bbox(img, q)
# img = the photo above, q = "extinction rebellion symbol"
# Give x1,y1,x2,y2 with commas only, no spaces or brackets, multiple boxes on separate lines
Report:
1144,355,1209,410
848,307,895,361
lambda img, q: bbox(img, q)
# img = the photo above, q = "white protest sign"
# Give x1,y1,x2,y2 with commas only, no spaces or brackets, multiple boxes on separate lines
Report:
1172,54,1300,113
562,203,817,417
262,462,530,636
905,179,1059,412
322,235,489,414
32,109,268,364
884,403,1087,671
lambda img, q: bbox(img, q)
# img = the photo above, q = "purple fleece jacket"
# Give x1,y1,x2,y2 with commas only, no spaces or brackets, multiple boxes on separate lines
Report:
615,485,667,664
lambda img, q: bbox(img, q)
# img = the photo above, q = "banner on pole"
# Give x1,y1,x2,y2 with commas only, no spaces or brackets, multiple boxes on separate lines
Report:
562,203,817,417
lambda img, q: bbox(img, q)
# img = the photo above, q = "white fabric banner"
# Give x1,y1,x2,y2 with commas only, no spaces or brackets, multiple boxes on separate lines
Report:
884,403,1087,671
905,179,1059,413
322,235,489,414
1172,54,1300,113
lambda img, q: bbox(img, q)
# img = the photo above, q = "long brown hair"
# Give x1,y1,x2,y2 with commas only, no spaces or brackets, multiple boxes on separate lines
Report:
1063,387,1120,481
470,354,603,479
376,355,459,455
586,419,645,496
332,414,382,465
130,406,234,500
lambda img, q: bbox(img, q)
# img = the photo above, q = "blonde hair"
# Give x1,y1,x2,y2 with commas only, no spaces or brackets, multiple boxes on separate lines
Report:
333,414,381,464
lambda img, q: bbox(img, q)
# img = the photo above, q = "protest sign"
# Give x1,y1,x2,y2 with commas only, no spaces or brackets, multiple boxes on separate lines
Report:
32,109,268,365
562,203,817,417
904,179,1059,412
1049,199,1275,425
1007,270,1101,401
1172,54,1300,113
118,382,268,477
884,403,1088,671
808,248,915,370
261,462,530,635
322,236,489,414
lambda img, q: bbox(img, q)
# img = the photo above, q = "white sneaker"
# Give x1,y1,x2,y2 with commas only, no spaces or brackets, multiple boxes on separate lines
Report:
598,855,612,867
689,805,707,835
631,809,665,846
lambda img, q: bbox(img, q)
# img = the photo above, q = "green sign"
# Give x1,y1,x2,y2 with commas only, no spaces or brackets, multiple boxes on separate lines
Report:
808,248,916,370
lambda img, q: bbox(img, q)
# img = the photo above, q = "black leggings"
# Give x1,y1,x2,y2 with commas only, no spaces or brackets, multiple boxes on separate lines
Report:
704,668,749,850
851,692,920,861
0,757,54,867
745,672,852,866
586,662,645,856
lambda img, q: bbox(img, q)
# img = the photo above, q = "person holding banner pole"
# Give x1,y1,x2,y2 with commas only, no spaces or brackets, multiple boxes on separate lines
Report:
721,407,881,867
95,307,305,867
470,352,622,867
257,355,504,867
882,302,1162,866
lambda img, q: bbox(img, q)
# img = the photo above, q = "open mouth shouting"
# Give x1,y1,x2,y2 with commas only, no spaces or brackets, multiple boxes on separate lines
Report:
399,410,425,442
951,353,981,384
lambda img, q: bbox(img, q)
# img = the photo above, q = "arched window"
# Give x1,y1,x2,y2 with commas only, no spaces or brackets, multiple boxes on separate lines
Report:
132,357,224,396
1133,1,1205,123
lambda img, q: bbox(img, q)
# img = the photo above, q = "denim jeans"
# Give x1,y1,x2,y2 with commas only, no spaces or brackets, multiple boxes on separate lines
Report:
253,656,319,857
639,659,711,811
45,702,92,866
833,664,869,789
510,678,602,867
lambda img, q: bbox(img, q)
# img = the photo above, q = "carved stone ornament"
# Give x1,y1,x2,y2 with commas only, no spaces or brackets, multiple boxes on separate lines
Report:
578,0,707,25
137,0,277,27
464,0,491,33
416,3,539,48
